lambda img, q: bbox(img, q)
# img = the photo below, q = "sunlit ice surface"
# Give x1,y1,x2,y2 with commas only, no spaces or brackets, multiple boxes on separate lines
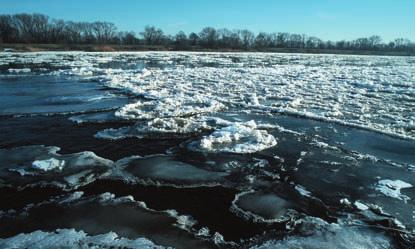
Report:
0,52,414,249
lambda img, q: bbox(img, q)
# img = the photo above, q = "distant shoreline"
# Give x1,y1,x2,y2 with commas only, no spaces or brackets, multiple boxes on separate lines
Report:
1,43,414,56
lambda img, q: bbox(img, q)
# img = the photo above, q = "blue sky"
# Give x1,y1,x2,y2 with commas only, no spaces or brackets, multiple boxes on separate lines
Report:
1,0,414,41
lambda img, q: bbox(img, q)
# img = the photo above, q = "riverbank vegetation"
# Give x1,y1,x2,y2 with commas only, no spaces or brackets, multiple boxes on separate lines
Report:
1,13,414,55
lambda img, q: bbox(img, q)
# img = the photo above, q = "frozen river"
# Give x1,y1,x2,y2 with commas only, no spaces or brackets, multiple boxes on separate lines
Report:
0,52,414,248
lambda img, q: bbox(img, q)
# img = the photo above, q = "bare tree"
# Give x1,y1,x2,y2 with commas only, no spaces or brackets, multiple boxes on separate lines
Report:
119,31,138,45
0,15,18,43
92,22,117,43
239,29,255,49
1,12,414,53
199,27,219,48
14,13,35,42
48,19,65,43
174,31,188,49
140,26,164,45
255,32,270,49
218,29,242,49
188,32,199,46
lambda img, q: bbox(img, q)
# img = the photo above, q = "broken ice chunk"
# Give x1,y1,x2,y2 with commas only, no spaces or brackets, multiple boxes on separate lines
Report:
32,158,65,172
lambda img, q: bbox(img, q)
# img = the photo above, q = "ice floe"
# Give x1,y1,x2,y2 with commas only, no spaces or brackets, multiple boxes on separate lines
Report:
375,179,413,202
115,98,224,120
112,155,228,187
0,229,168,249
0,192,218,248
189,120,277,153
96,116,214,140
31,158,65,172
0,145,113,190
250,217,394,249
231,190,298,223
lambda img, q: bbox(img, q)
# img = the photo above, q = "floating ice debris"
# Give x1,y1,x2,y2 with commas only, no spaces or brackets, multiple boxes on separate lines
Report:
340,198,352,206
190,120,277,154
115,98,224,120
250,217,393,249
354,201,369,211
0,229,168,249
375,179,413,202
7,68,31,73
212,232,226,245
69,111,121,124
166,209,197,231
7,168,35,177
2,52,414,139
1,52,415,247
245,93,260,106
32,158,65,172
310,139,338,150
96,116,213,140
295,185,312,197
58,191,85,204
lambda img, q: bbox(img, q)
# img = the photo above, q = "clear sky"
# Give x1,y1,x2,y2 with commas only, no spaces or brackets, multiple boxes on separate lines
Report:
1,0,414,42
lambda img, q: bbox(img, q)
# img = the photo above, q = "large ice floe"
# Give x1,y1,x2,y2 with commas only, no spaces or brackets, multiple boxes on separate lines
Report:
0,229,168,249
189,120,277,154
0,145,113,190
0,192,221,249
96,116,216,140
375,179,413,202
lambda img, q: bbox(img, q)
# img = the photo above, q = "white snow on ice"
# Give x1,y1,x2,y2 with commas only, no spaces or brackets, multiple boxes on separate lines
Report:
250,217,393,249
32,158,65,171
190,120,277,153
375,179,413,202
1,52,414,140
0,229,168,249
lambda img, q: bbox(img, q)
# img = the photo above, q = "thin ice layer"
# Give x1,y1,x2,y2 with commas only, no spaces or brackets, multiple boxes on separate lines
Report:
113,155,228,187
0,75,127,116
250,217,394,249
292,138,415,229
231,190,297,223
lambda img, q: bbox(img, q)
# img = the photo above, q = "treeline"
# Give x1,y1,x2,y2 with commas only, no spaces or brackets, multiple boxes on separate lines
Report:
1,13,415,52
